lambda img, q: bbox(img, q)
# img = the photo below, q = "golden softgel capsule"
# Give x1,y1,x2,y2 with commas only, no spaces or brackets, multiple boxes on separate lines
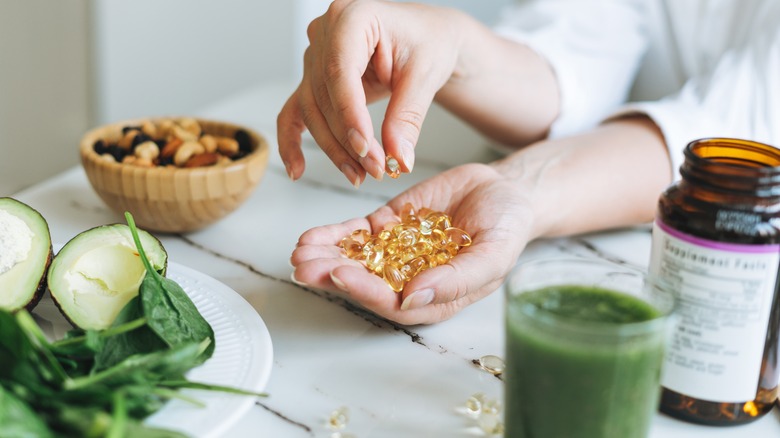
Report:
339,203,471,292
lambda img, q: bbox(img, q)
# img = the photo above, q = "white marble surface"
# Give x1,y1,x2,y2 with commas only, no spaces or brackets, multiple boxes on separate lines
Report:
12,81,780,437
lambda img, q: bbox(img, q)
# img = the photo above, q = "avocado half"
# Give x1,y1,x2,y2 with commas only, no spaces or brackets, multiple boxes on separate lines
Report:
47,224,168,330
0,198,52,312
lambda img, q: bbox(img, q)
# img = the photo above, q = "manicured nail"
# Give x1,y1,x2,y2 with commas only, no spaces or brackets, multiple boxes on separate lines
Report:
401,288,435,310
290,271,307,286
330,271,347,290
340,163,361,188
284,162,295,181
359,155,384,180
348,128,369,157
399,139,414,172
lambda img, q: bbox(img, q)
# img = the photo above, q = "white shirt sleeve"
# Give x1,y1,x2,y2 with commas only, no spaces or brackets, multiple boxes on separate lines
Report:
494,0,650,138
610,13,780,179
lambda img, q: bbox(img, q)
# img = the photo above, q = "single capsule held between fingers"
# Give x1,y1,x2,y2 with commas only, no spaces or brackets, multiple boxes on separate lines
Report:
386,155,401,178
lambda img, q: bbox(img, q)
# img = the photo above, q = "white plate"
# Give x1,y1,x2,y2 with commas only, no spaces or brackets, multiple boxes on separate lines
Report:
35,262,273,438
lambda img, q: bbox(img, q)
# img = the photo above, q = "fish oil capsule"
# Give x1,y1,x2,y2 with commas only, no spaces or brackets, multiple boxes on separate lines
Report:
400,205,421,227
412,241,433,257
418,207,434,219
384,241,400,257
430,229,447,247
364,244,384,271
350,229,371,244
445,227,473,247
419,219,433,236
421,254,438,268
386,156,401,178
402,256,427,280
396,228,419,248
427,212,451,231
327,406,350,430
400,203,416,221
378,229,393,241
399,248,416,263
434,249,451,265
383,263,406,292
340,237,364,259
443,241,459,257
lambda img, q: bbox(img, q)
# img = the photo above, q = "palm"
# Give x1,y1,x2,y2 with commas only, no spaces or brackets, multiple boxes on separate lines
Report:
291,163,532,324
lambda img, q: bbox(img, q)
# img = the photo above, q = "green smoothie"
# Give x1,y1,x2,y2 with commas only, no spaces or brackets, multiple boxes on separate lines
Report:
505,285,666,438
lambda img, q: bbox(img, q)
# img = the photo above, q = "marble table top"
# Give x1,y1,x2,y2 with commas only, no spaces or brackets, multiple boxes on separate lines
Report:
12,81,780,437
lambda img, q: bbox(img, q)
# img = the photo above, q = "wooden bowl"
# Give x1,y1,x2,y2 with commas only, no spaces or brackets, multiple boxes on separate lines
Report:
80,117,269,233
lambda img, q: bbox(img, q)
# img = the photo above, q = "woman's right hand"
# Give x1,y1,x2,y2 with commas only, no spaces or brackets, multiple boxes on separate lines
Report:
277,0,468,187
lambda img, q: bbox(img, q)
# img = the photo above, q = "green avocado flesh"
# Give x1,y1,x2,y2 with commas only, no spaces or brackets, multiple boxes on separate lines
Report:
0,198,52,312
47,224,167,330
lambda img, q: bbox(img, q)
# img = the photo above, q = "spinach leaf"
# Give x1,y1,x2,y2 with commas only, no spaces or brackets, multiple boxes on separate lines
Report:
0,384,54,438
125,212,215,363
92,296,167,372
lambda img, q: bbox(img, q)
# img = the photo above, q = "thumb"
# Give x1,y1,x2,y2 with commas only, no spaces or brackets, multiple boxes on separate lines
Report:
399,248,508,311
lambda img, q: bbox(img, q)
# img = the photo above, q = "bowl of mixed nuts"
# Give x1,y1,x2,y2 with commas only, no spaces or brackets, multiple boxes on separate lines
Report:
80,117,269,233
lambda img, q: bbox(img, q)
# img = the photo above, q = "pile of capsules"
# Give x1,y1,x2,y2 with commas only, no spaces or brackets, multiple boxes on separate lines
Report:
339,203,472,292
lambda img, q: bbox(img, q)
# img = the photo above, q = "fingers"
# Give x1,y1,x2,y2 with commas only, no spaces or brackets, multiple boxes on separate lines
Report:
290,239,506,325
380,62,440,174
276,91,307,181
306,5,386,181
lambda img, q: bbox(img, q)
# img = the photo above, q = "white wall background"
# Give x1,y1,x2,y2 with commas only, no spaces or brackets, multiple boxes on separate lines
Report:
0,0,92,196
0,0,511,195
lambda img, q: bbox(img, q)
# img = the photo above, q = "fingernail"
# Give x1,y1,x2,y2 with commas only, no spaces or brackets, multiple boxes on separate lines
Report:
399,139,415,172
284,162,295,181
340,163,361,188
401,288,435,310
330,271,347,290
359,155,384,180
348,128,369,157
290,271,307,286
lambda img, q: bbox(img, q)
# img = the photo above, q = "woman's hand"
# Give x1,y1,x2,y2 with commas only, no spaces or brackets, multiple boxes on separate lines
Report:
290,163,533,325
277,0,467,187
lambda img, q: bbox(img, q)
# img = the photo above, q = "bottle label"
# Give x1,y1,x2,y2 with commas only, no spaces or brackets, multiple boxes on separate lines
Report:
649,219,779,403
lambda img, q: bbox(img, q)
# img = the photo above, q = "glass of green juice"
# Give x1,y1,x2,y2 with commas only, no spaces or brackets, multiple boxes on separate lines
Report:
504,258,673,438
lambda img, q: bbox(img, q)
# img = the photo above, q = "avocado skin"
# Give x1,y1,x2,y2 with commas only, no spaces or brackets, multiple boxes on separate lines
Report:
0,197,52,313
24,244,52,312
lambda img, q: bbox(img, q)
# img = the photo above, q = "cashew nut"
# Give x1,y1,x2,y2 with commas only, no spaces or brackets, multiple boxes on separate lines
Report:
141,120,157,138
174,141,205,166
134,141,160,161
199,134,218,153
172,125,198,143
216,137,239,157
178,117,202,137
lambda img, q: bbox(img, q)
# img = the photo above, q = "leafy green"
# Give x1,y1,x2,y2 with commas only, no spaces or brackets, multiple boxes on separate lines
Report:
0,213,266,437
0,385,53,438
125,212,215,363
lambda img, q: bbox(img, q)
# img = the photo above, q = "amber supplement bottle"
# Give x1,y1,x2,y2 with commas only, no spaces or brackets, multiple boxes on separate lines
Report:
649,138,780,425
